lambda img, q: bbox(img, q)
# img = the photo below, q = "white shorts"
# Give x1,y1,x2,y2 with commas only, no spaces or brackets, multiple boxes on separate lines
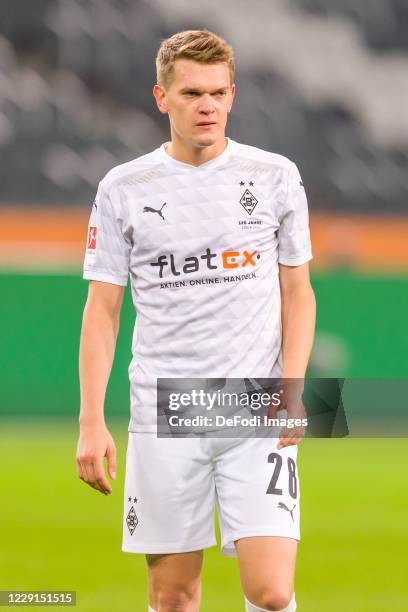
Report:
122,434,300,557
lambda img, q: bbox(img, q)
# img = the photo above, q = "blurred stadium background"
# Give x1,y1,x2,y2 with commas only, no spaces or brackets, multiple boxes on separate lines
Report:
0,1,407,610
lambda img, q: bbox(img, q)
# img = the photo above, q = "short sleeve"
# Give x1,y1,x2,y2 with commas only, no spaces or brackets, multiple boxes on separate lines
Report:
83,181,131,286
277,163,313,266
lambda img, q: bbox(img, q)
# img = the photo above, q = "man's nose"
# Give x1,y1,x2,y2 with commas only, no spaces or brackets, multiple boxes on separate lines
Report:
198,94,215,113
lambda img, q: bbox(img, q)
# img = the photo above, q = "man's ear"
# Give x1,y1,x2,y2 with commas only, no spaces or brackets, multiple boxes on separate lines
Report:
228,83,236,112
153,84,168,114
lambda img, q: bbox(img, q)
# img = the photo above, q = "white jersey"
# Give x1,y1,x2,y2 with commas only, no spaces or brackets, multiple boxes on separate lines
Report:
83,138,312,432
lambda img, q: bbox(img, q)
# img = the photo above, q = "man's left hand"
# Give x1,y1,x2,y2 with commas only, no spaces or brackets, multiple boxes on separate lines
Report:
277,399,307,449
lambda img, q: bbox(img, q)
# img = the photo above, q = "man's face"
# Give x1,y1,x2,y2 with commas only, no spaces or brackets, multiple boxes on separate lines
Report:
154,59,235,149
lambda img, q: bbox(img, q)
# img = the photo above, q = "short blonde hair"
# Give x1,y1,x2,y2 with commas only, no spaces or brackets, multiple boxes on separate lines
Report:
156,29,235,89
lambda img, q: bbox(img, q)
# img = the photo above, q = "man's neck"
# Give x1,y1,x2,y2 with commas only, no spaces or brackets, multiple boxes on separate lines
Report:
165,134,228,167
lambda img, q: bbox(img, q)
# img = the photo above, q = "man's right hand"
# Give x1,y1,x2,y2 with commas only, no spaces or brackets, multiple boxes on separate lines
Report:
76,422,117,495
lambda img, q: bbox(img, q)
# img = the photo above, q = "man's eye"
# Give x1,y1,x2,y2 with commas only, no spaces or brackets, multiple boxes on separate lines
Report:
185,92,198,97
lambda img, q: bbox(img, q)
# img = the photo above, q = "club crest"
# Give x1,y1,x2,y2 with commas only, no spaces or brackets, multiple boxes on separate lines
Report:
126,506,138,535
240,189,258,216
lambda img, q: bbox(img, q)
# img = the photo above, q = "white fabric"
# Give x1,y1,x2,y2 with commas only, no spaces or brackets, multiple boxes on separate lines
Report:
245,592,296,611
148,607,156,612
122,434,300,556
83,138,312,433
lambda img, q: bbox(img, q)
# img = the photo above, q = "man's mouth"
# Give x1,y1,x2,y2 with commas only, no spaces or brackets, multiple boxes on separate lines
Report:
196,122,216,127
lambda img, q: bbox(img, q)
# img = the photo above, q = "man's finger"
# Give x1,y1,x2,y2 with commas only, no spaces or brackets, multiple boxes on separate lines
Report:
78,460,99,490
278,438,297,449
278,427,295,442
97,477,112,495
106,444,117,480
82,461,105,493
277,438,291,450
87,460,106,494
93,458,112,494
80,461,91,483
277,427,301,449
76,458,84,481
278,428,304,449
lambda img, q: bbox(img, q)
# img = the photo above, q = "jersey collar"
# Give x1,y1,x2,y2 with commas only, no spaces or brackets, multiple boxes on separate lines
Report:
158,137,236,171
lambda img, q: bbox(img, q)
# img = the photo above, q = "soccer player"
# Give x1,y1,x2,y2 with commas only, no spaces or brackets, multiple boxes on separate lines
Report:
76,30,316,612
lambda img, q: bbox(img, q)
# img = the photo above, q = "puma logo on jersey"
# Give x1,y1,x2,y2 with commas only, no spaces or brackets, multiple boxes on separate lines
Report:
278,502,296,522
143,202,167,220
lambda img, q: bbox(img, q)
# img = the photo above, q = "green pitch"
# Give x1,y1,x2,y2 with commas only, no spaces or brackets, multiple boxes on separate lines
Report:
1,419,407,611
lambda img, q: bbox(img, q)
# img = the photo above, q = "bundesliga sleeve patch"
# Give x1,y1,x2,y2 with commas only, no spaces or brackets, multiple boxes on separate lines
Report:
87,226,97,249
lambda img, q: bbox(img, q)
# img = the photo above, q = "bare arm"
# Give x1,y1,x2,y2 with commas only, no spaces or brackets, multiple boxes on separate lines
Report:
279,262,316,379
277,262,316,448
76,280,125,495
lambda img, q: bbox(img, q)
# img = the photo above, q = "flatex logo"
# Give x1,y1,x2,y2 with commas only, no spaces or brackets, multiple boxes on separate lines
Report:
150,248,261,278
